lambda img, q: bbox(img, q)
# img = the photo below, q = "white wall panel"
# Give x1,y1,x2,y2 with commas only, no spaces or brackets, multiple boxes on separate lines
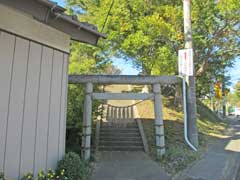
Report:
58,54,69,160
4,37,29,179
19,42,42,177
34,46,53,175
0,32,15,172
47,50,64,169
0,30,69,179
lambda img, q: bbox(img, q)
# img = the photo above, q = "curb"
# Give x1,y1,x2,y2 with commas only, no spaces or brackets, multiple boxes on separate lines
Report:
222,120,240,180
231,155,240,180
222,153,240,180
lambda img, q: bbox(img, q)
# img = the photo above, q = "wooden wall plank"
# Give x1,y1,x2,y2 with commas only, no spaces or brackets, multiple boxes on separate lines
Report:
46,50,64,169
4,37,29,178
58,54,69,160
19,42,42,177
0,31,15,171
0,31,69,178
34,47,53,175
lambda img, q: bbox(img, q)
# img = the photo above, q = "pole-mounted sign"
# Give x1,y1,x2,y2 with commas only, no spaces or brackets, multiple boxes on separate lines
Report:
178,48,197,151
178,48,193,76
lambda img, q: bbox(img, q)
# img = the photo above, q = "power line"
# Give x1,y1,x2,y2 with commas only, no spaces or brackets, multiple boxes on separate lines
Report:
101,0,115,32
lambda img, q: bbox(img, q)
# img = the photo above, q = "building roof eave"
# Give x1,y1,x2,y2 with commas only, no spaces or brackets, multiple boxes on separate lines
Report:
54,12,107,39
0,0,106,45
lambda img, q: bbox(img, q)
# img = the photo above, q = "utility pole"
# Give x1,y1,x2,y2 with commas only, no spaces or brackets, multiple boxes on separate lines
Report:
222,79,226,117
222,66,226,117
183,0,198,148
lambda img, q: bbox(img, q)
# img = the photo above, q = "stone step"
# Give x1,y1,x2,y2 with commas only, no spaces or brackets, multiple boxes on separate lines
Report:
98,146,144,151
101,125,138,129
98,121,144,152
100,128,139,133
99,141,143,146
99,137,142,141
101,123,137,128
100,132,140,138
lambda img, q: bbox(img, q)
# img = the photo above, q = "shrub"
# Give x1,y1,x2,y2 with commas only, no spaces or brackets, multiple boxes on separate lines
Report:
66,85,101,155
21,169,68,180
0,172,5,180
1,153,90,180
56,152,91,180
21,172,34,180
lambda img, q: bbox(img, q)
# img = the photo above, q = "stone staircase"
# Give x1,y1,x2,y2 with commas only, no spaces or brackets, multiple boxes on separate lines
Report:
98,122,144,151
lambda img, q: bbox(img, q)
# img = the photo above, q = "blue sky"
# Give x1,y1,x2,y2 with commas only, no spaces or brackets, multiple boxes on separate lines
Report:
226,59,240,87
53,0,139,75
54,0,239,84
54,0,65,6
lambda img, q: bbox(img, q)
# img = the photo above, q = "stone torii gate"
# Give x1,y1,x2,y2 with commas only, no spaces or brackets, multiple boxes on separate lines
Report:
68,75,180,160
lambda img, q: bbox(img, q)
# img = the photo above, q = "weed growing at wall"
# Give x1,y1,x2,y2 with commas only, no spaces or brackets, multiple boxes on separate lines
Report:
0,172,5,180
21,169,67,180
1,152,90,180
56,152,91,180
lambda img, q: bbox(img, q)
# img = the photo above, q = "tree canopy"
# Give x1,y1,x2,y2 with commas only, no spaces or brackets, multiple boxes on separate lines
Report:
67,0,240,96
234,81,240,98
228,81,240,107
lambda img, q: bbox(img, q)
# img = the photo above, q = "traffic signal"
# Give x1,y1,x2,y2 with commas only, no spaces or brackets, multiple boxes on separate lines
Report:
214,82,222,98
224,88,230,96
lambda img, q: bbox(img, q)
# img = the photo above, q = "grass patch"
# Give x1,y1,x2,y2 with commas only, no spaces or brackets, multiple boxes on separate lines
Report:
197,101,228,139
141,118,203,175
136,97,228,176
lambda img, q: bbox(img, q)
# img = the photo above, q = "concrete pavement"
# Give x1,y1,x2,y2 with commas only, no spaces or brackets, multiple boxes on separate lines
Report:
92,85,169,180
176,118,240,180
91,151,170,180
92,84,240,180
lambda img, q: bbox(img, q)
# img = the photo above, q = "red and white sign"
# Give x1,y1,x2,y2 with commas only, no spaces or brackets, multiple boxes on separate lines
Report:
178,49,193,76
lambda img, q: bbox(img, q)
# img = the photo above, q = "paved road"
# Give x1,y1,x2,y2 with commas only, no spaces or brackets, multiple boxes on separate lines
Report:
238,168,240,180
93,84,240,180
177,118,240,180
91,151,169,180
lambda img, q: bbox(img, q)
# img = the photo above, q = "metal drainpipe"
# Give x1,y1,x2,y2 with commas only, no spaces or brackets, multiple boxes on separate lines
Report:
182,76,198,151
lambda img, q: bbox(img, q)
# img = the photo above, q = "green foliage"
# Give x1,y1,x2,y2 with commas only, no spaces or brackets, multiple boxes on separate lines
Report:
67,85,85,129
21,169,67,180
68,42,110,75
21,172,33,180
56,152,91,180
2,154,87,180
192,0,240,95
67,0,182,75
66,84,103,154
0,172,5,180
66,40,121,154
228,81,240,107
67,0,240,97
66,84,84,155
234,81,240,98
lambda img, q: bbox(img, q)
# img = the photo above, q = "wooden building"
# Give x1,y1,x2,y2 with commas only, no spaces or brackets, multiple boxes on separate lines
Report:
0,0,105,179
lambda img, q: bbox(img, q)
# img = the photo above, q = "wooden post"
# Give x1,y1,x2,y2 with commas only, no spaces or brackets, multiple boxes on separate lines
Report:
113,107,117,124
123,107,126,120
130,106,134,121
118,107,122,120
126,107,130,122
110,106,114,122
153,84,165,156
82,82,93,160
106,105,110,121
